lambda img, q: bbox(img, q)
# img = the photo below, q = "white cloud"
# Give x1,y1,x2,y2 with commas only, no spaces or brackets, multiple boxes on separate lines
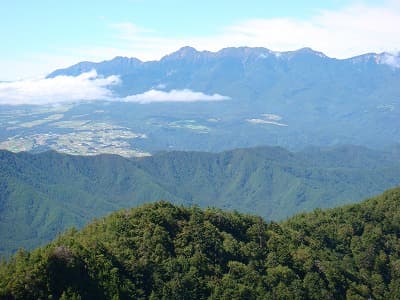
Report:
122,89,230,104
1,1,399,80
220,3,400,58
247,118,288,127
106,2,400,59
0,70,119,105
110,22,153,36
0,72,229,105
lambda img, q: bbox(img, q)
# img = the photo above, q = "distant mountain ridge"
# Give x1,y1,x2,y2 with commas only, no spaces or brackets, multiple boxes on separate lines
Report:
1,145,399,256
48,46,400,78
42,45,400,151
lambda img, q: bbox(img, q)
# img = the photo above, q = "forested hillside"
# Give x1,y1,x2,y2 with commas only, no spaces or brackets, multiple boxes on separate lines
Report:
1,145,399,256
1,187,400,299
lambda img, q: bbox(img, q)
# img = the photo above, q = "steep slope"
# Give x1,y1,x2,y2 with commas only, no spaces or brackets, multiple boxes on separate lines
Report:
0,146,399,256
1,187,400,299
0,150,183,255
137,145,400,217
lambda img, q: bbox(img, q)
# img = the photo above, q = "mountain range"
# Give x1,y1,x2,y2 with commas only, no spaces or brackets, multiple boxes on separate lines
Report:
46,46,400,151
1,46,400,299
1,46,399,157
1,145,399,256
48,46,400,82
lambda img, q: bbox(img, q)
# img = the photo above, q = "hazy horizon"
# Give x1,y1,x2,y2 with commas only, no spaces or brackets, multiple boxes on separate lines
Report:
1,0,399,81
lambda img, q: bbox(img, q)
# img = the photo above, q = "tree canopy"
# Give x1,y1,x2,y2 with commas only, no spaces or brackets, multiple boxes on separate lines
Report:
1,187,400,299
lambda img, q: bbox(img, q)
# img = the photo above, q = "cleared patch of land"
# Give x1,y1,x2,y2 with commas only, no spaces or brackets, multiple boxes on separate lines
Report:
0,119,149,157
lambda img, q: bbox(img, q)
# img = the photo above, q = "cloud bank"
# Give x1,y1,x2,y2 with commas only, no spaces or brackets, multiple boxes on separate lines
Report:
107,2,400,60
0,72,229,105
122,89,229,104
0,71,119,105
221,3,400,58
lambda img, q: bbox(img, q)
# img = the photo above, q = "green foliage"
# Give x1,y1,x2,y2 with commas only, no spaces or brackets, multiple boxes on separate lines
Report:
1,187,400,299
1,145,400,256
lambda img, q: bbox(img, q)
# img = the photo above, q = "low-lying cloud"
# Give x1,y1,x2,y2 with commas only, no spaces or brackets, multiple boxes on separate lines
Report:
122,89,229,104
0,71,230,105
0,70,119,105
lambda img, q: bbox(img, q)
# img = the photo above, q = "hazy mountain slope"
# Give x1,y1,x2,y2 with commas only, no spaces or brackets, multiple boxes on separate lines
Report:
43,46,400,151
137,146,400,217
0,150,183,255
0,146,399,256
48,47,400,100
1,187,400,299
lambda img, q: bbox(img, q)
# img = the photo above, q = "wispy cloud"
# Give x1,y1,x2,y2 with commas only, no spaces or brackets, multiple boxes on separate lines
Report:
110,22,153,37
122,89,229,104
106,2,400,59
0,71,119,105
221,3,400,58
1,1,399,80
0,72,229,105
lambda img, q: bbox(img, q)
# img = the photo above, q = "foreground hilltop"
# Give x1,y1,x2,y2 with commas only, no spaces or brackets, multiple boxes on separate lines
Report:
1,187,400,299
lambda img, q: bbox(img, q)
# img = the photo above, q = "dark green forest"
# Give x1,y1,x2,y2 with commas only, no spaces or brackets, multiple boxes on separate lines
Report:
1,187,400,299
1,145,400,256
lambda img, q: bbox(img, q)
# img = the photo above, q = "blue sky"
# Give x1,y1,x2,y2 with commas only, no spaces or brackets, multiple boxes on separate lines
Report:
0,0,399,80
